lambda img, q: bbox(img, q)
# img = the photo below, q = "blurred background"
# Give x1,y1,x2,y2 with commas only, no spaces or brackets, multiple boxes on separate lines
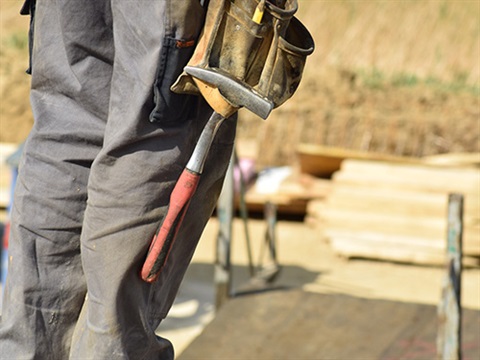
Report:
1,0,479,153
237,0,479,168
1,0,479,357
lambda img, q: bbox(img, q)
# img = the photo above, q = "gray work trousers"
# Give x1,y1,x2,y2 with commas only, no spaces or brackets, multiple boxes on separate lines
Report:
0,0,236,359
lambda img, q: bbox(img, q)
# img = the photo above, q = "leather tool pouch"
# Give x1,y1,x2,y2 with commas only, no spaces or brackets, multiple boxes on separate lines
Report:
171,0,314,117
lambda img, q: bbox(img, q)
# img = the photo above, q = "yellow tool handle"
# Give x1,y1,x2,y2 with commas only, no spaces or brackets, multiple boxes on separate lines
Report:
252,0,266,24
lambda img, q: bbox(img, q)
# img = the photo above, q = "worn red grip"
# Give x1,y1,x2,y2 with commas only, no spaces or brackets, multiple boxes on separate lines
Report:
141,169,200,283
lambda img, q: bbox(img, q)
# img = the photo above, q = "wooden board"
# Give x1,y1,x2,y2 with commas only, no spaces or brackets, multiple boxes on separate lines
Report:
325,183,480,219
296,143,420,177
238,173,331,215
309,158,480,263
297,145,479,179
334,160,480,195
235,194,308,215
320,208,480,255
179,290,480,360
327,230,480,267
422,152,480,167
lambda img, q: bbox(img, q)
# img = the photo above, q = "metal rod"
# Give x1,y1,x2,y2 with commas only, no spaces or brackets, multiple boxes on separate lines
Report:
437,193,463,360
234,149,255,277
186,112,225,174
214,152,235,309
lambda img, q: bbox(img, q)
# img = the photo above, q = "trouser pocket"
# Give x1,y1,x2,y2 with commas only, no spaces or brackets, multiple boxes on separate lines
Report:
149,37,198,125
20,0,36,75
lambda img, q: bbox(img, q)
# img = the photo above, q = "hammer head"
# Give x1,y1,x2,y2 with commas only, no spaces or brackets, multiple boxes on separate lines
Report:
185,66,274,120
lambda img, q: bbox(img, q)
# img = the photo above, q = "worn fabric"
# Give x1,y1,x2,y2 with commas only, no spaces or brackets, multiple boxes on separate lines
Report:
0,0,236,359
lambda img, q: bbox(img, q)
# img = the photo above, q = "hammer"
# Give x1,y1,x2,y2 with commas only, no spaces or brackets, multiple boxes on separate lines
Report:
141,66,273,283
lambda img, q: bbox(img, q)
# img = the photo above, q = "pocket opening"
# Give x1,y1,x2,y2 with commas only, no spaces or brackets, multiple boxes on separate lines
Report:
149,37,197,125
20,0,36,75
279,17,314,57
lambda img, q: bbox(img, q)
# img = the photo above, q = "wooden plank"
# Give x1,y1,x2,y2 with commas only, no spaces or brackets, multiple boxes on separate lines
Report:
179,290,480,360
422,152,480,167
312,158,480,265
320,203,479,240
334,160,480,195
306,197,480,258
322,207,445,237
238,173,331,215
296,143,420,177
326,183,479,220
328,232,479,267
319,208,480,255
236,193,308,215
328,231,446,265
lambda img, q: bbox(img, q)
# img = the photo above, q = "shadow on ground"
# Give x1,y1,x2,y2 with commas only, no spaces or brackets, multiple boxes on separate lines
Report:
158,261,321,333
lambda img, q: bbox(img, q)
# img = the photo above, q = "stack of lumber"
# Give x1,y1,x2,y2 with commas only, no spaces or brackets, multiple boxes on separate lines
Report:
296,143,420,178
307,158,480,266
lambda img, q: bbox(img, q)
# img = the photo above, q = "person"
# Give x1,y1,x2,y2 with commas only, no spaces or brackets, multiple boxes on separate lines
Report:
0,0,236,359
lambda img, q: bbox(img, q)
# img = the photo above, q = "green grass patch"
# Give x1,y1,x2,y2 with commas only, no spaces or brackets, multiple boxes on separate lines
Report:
391,73,420,87
357,68,479,96
359,68,386,89
1,32,28,52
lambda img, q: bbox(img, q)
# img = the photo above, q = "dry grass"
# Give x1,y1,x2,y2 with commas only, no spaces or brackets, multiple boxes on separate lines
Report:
298,0,479,85
237,0,480,167
0,1,32,143
0,1,479,166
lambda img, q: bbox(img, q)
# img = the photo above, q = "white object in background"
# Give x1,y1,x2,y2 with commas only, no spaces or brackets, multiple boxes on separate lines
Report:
255,166,292,194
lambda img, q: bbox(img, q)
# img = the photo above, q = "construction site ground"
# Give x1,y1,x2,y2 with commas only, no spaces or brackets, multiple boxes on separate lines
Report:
157,216,480,356
1,180,479,357
2,212,479,356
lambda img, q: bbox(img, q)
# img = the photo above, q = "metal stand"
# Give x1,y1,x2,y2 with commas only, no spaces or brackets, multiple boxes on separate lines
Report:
437,193,463,360
214,151,235,309
214,147,281,309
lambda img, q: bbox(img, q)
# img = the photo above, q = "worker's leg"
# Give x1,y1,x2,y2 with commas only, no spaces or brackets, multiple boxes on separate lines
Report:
0,1,234,359
68,1,236,359
0,1,114,359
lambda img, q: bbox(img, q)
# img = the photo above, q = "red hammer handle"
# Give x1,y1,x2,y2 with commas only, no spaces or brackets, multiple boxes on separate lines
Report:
141,169,200,283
